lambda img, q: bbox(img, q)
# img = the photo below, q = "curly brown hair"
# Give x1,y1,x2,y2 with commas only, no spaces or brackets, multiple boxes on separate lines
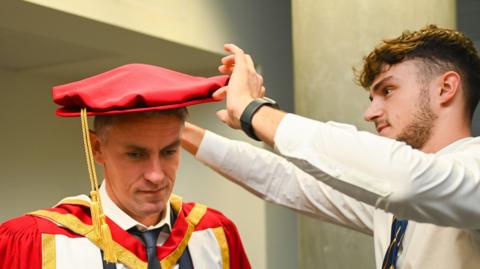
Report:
357,25,480,119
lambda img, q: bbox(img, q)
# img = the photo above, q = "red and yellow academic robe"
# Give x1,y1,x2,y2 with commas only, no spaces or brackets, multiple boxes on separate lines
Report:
0,194,251,269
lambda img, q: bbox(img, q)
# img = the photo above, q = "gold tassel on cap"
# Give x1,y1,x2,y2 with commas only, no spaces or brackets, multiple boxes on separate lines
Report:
80,108,117,263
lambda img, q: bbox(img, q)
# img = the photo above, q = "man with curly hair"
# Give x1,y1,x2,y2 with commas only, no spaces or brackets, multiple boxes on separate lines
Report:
182,25,480,268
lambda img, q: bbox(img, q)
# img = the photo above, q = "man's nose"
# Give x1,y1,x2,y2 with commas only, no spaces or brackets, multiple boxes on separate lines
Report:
364,99,383,122
144,158,165,183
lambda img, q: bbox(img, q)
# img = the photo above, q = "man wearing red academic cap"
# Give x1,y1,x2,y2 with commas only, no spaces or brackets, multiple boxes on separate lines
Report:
0,64,251,269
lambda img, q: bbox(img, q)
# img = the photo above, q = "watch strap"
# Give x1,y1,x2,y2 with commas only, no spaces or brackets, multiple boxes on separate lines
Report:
240,97,279,141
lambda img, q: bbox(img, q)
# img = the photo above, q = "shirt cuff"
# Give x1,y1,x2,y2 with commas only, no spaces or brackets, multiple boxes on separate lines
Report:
196,130,232,168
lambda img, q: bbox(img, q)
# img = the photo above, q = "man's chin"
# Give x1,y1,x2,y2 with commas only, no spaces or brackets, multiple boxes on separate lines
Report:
138,202,167,215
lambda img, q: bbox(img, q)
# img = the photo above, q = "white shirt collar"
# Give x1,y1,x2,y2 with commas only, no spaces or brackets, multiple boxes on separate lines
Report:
437,136,474,154
99,182,171,232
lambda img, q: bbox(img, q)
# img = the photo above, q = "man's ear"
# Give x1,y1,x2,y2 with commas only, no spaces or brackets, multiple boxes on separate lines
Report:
438,71,461,105
90,130,104,164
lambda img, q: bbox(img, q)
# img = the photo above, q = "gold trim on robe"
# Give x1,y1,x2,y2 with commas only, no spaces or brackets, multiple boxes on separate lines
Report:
42,234,56,269
213,227,230,269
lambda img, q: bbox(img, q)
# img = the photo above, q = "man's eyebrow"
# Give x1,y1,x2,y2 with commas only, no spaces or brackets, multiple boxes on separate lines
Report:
124,144,148,151
123,139,181,152
369,76,393,100
163,140,181,150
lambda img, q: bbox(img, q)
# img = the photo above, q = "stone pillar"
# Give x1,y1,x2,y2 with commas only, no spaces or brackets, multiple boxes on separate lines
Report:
291,1,455,268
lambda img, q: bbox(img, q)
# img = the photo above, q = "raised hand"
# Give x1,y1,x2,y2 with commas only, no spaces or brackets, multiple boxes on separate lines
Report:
214,44,265,129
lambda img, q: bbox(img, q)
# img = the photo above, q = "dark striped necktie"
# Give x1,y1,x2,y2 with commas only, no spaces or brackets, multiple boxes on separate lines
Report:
129,227,163,269
101,206,194,269
381,217,408,269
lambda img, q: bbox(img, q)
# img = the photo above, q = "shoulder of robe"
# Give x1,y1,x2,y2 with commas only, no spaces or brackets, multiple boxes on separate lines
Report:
1,208,84,238
179,200,237,230
0,215,42,236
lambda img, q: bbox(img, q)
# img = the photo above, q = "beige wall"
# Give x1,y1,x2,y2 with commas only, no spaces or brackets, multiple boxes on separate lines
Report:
292,0,456,268
23,0,230,55
0,70,88,217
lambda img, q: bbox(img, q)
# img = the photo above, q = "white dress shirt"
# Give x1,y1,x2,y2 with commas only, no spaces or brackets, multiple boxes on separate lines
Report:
195,114,480,268
100,183,171,241
273,114,480,229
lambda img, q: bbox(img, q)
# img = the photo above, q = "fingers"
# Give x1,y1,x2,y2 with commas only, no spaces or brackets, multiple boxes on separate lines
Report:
219,43,266,124
220,44,258,75
220,53,256,72
223,44,244,55
224,43,256,78
221,55,235,66
223,44,246,69
257,74,263,86
220,44,266,99
218,64,233,75
218,55,235,74
212,87,227,100
215,85,265,100
245,54,256,71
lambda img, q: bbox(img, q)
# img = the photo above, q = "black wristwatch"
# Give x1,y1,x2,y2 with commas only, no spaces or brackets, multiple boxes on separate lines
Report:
240,97,279,141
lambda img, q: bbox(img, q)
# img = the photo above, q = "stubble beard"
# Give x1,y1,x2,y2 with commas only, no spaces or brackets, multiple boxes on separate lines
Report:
396,87,438,149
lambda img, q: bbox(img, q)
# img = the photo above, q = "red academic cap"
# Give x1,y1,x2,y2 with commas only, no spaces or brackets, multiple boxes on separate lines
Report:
52,63,229,117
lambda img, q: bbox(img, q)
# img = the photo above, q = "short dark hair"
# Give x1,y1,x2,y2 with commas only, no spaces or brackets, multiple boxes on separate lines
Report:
357,25,480,119
93,108,188,139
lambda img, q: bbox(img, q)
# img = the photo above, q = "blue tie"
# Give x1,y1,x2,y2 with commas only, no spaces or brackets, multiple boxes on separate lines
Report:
129,227,162,269
382,217,408,269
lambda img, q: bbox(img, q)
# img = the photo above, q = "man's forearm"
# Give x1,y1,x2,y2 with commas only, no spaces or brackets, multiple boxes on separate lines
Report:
250,106,286,147
181,122,206,156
